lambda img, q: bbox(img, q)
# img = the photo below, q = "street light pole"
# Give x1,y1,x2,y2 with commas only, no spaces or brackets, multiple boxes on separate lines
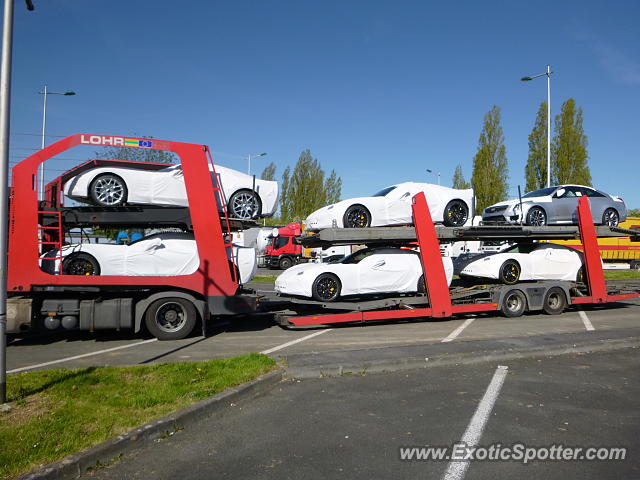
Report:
38,86,75,200
521,65,553,188
246,152,267,176
426,169,440,185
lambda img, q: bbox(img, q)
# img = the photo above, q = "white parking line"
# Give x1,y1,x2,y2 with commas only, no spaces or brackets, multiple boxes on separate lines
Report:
260,329,332,354
442,365,509,480
441,318,475,343
7,339,158,374
579,310,595,331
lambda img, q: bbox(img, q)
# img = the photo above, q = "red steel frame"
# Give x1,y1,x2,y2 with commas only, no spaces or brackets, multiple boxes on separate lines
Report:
286,192,639,327
8,134,238,297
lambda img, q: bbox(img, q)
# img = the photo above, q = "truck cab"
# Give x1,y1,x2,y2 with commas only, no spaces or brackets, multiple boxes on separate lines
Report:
263,222,303,269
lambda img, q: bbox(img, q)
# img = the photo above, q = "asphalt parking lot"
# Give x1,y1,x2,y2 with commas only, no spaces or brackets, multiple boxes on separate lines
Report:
6,282,640,374
85,348,640,480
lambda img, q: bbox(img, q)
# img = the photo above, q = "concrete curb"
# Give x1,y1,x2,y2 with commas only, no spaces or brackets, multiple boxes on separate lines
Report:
283,330,640,378
18,369,283,480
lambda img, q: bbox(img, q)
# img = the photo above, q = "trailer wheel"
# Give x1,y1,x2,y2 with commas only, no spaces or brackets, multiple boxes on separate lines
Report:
501,289,526,318
279,257,293,270
499,260,520,285
543,287,567,315
312,273,341,302
443,200,469,227
144,297,197,340
62,253,101,276
90,174,128,207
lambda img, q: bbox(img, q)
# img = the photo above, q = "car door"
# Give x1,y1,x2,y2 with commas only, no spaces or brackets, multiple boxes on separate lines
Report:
357,252,413,293
580,187,608,223
150,165,188,206
551,187,582,223
533,246,573,279
385,187,414,225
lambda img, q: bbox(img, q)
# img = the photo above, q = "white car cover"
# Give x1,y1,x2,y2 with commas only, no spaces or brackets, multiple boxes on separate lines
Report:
42,232,257,283
305,182,474,229
459,243,583,282
274,247,453,299
64,163,278,217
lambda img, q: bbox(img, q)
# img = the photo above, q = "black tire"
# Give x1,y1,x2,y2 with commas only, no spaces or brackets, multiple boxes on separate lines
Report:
525,206,547,226
443,200,469,227
144,297,197,341
631,261,640,272
499,260,521,285
602,208,619,227
312,273,341,302
62,253,101,276
543,287,567,315
279,257,293,270
417,274,426,293
576,266,586,284
501,289,527,318
228,190,261,220
89,174,128,207
343,204,371,228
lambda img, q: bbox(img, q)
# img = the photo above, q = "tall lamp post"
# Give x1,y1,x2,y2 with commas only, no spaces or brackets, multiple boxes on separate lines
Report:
38,86,75,200
426,168,440,185
2,0,36,404
521,65,552,188
246,152,267,176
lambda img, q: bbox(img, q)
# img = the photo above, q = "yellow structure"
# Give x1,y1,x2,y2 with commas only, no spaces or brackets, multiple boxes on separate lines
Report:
553,217,640,264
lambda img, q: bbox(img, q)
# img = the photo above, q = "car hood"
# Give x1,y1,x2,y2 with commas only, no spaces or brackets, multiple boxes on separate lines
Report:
306,197,377,222
487,196,548,209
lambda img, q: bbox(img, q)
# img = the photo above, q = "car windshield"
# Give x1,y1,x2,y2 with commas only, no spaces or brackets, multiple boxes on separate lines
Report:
372,186,397,197
503,243,538,254
522,186,557,198
339,249,375,264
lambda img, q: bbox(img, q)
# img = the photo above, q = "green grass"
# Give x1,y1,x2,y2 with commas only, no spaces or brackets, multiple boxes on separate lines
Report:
0,353,276,479
604,270,640,279
251,275,278,282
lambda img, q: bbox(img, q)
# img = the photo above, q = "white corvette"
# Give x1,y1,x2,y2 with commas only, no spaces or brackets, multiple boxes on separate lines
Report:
305,182,474,229
64,163,278,220
274,247,454,302
41,232,257,284
457,242,584,285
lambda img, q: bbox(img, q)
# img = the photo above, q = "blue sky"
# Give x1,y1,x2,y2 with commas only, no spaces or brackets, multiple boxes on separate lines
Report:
5,0,640,208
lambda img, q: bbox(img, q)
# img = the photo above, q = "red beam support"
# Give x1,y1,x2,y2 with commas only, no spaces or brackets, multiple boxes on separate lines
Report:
411,192,453,317
576,196,607,302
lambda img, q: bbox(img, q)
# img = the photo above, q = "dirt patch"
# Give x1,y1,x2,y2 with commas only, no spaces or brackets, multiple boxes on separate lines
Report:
0,393,54,430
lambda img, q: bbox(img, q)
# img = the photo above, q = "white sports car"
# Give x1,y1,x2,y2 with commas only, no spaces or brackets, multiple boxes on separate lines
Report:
457,242,584,285
274,247,454,302
41,232,257,284
64,163,279,220
305,182,474,229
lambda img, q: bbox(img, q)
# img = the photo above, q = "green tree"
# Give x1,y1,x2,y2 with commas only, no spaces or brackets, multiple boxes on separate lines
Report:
278,150,342,222
324,170,342,204
279,166,291,221
552,98,591,186
452,164,471,189
524,101,550,192
471,106,509,211
628,208,640,217
96,136,176,163
260,162,277,181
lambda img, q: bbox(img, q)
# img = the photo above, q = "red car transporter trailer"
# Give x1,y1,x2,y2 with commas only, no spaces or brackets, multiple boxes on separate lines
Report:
274,192,640,327
7,134,256,340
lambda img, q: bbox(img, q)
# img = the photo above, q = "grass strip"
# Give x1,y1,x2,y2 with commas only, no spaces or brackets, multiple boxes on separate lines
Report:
0,353,276,479
604,270,640,279
252,275,278,282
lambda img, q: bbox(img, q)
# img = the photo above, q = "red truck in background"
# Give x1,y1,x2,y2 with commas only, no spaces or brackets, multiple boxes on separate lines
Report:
263,222,351,269
263,223,304,269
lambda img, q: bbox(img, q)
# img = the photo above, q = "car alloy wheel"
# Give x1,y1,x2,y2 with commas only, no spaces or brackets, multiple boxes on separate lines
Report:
602,208,619,227
229,191,260,220
343,205,371,228
312,273,341,302
443,200,469,227
62,253,100,276
91,174,127,207
526,207,546,226
500,260,520,285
